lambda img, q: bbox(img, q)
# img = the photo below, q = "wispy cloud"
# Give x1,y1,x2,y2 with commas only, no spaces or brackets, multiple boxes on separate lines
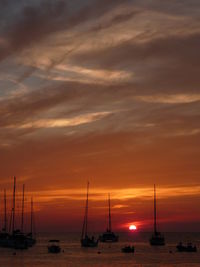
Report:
27,184,200,203
135,94,200,104
12,111,112,129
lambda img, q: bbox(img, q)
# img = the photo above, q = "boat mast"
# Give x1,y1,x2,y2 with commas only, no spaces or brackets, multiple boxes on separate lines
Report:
4,189,7,232
85,182,89,237
30,197,33,235
154,184,157,234
21,184,25,232
108,193,111,232
81,182,89,239
12,176,16,234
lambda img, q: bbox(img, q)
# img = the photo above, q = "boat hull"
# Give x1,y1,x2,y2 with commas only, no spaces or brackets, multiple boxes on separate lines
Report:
0,233,29,249
150,233,165,246
48,245,61,253
177,244,197,252
99,232,118,243
121,246,135,253
81,238,98,247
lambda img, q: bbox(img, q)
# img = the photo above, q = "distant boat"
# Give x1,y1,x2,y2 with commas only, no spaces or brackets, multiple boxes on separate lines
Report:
176,242,197,252
81,182,98,247
121,245,135,253
11,230,28,250
0,178,26,249
10,178,28,249
149,184,165,246
0,189,10,247
26,197,36,247
99,193,118,243
48,240,61,253
12,182,36,249
0,177,36,249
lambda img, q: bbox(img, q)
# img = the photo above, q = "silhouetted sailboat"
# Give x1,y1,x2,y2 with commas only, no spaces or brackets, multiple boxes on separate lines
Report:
149,184,165,246
10,178,28,249
81,182,98,247
0,189,10,247
26,197,36,246
99,193,118,242
0,177,36,249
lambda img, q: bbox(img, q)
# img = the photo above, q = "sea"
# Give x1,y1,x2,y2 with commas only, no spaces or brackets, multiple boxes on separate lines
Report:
0,232,199,267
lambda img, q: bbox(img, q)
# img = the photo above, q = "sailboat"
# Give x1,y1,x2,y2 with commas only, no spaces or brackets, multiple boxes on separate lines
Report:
149,184,165,246
99,193,118,242
26,197,36,247
10,178,28,249
0,189,10,247
81,182,98,247
18,183,36,247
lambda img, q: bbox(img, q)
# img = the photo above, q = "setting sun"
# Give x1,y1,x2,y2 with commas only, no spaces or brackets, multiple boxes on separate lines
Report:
129,225,137,231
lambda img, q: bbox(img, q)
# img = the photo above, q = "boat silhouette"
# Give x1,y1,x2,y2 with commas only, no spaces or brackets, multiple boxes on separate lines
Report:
149,184,165,246
0,177,36,249
81,182,98,247
99,193,118,242
10,178,29,249
176,242,197,252
26,197,36,247
48,240,61,253
121,245,135,253
0,189,10,247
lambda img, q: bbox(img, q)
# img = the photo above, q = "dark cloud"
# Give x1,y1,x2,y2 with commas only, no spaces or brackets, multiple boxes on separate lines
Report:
0,0,130,62
91,11,138,31
71,32,200,93
0,0,68,61
0,80,125,128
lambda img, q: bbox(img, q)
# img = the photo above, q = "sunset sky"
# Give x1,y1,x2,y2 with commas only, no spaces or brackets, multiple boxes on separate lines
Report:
0,0,200,232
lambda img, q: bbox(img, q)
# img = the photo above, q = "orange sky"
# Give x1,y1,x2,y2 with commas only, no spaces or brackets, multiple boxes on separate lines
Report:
0,0,200,232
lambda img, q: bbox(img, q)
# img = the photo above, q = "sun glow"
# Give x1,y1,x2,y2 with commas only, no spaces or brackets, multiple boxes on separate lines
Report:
129,224,137,231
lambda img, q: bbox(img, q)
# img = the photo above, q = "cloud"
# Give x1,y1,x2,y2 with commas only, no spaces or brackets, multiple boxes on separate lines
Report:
0,0,131,62
0,1,67,61
70,32,200,92
26,184,200,203
10,111,112,129
135,94,200,104
89,9,141,33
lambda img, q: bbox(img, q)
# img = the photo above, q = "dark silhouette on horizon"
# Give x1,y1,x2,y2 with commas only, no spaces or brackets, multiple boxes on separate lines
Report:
0,176,36,249
80,182,98,247
99,193,118,242
149,184,165,246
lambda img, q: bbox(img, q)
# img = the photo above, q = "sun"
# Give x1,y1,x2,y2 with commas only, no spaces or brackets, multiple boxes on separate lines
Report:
129,224,137,231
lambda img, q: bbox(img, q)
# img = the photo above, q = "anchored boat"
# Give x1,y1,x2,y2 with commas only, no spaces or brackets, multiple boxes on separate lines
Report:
121,245,135,253
81,182,98,247
0,189,10,247
26,197,36,247
149,184,165,246
176,242,197,252
48,240,61,253
99,193,118,243
0,177,36,249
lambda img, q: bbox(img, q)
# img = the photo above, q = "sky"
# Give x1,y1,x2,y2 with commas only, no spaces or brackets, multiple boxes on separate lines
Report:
0,0,200,232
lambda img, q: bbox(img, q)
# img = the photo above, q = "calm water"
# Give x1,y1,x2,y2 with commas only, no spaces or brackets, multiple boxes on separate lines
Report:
0,232,200,267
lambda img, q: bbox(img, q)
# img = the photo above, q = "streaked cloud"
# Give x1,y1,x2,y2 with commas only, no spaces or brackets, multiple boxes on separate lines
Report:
26,185,200,203
135,94,200,104
12,111,112,129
